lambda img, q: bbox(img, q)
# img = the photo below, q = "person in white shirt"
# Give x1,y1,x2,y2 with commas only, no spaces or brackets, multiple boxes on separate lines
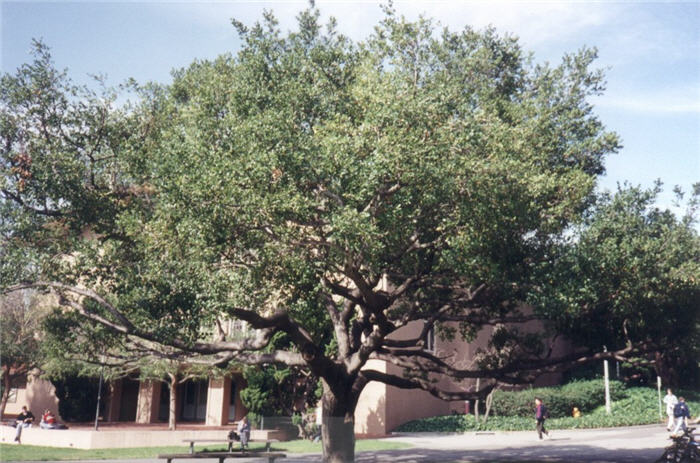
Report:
236,416,250,450
663,388,678,431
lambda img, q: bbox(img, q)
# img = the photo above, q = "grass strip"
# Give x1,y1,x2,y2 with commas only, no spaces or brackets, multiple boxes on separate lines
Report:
0,439,411,461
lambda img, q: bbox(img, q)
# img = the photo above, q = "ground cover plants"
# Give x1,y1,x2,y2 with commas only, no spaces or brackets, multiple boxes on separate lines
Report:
396,382,700,433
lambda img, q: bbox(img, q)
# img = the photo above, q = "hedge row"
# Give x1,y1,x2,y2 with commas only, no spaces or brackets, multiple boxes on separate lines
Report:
490,379,626,418
396,386,700,433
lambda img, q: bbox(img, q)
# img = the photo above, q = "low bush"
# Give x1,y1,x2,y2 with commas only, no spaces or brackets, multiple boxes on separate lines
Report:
396,386,700,433
51,375,101,422
490,379,626,418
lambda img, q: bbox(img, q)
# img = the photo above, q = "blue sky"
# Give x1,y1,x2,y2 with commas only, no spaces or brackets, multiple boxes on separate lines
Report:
2,1,699,213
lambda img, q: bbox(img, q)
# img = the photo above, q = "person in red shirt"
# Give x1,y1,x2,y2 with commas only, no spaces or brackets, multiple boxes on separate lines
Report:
40,409,58,429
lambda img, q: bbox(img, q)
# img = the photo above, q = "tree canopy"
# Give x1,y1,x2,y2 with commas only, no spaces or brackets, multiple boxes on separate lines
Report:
531,183,700,386
1,7,652,462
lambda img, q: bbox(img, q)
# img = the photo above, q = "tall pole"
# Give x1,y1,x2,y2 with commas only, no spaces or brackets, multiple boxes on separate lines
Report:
475,378,480,421
604,346,611,414
94,364,104,431
657,376,663,421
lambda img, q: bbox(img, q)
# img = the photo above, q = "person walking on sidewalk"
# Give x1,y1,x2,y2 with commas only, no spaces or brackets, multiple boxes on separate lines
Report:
663,388,678,431
672,397,691,436
535,397,550,440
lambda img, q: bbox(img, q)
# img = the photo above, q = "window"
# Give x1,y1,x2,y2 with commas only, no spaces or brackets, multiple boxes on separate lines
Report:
227,319,247,335
6,376,26,404
227,319,248,341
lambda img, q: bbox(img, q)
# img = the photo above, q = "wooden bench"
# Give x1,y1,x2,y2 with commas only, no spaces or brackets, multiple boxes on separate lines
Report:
182,438,279,454
158,451,286,463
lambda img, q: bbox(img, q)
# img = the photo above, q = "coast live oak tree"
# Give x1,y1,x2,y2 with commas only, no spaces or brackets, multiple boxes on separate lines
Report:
2,7,642,461
531,184,700,387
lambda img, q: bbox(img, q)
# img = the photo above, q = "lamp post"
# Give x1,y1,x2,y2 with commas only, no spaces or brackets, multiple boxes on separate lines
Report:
94,362,104,431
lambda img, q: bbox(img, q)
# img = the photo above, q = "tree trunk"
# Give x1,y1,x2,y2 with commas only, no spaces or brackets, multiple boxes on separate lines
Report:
168,374,177,431
655,351,678,387
0,370,10,420
483,390,494,422
321,381,357,463
474,378,480,420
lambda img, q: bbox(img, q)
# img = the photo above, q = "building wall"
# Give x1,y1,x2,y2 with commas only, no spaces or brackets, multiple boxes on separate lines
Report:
206,378,226,426
6,373,247,427
354,314,568,436
123,375,247,426
136,380,160,424
3,374,60,420
355,321,457,436
353,359,387,436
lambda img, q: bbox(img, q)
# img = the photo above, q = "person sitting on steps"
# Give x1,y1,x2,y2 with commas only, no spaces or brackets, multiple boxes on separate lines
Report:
14,405,34,443
237,415,251,450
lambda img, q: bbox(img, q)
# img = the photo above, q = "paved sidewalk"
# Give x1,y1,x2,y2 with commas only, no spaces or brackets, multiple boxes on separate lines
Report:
8,424,673,462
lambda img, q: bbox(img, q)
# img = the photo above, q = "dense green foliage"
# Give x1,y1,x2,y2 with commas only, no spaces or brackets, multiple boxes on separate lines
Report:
2,3,625,381
51,374,101,422
397,386,700,432
530,184,700,387
491,379,626,418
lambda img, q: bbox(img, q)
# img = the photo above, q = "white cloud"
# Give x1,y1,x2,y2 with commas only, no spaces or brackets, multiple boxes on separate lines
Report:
594,84,700,114
156,1,620,46
385,1,618,46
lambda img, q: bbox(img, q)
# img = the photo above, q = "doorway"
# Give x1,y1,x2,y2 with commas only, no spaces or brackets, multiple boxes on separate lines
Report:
180,379,208,422
228,380,236,422
118,378,139,422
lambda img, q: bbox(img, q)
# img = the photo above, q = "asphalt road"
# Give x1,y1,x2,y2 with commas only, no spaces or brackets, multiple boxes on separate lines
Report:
366,424,672,462
10,424,676,463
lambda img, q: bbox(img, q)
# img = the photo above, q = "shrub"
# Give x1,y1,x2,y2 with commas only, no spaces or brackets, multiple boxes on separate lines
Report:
51,375,100,422
395,386,700,433
491,379,626,418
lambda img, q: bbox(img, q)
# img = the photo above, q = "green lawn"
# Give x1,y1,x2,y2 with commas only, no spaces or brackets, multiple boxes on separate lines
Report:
0,439,412,461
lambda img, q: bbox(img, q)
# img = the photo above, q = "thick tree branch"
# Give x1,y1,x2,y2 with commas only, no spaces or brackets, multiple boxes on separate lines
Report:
7,282,316,369
360,369,496,401
1,189,63,217
362,182,401,216
322,292,351,358
372,342,654,384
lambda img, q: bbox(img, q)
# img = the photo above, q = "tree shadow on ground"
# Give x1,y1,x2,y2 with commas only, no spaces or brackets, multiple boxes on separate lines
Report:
352,444,662,463
285,441,663,462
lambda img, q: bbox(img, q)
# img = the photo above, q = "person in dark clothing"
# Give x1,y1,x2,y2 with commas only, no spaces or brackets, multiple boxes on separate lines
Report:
672,397,691,435
14,406,34,443
534,397,550,440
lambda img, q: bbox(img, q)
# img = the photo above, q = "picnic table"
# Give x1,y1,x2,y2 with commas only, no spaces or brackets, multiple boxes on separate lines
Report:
182,438,279,454
158,451,286,463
